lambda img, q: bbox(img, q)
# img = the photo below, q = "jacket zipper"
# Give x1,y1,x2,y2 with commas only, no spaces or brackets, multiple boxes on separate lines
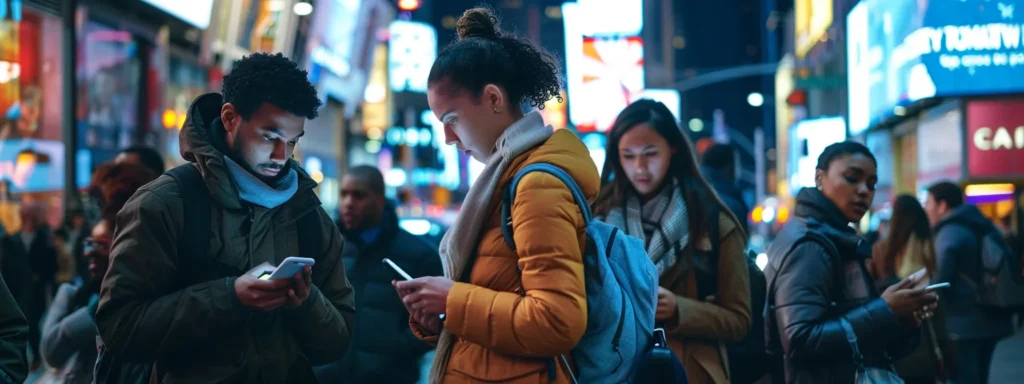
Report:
246,206,255,268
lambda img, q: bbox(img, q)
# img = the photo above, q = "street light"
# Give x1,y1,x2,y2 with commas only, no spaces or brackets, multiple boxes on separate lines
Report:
747,92,764,107
293,1,313,16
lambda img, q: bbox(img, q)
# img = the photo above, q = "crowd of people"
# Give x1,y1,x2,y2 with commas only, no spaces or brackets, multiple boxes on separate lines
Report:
0,6,1019,384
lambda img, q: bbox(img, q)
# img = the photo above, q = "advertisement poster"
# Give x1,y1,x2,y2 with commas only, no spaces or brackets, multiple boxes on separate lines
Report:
966,98,1024,178
563,0,645,133
917,108,963,188
78,22,141,166
572,36,645,132
848,0,1024,134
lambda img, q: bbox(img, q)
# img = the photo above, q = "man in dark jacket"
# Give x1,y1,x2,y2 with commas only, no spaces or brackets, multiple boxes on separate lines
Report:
0,269,28,384
3,202,57,371
701,144,750,234
96,53,356,383
314,166,441,383
925,182,1013,384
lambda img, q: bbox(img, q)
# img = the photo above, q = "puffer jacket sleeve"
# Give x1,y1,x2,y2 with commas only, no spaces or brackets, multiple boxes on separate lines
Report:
774,241,904,361
40,283,97,369
665,214,752,342
96,190,248,362
443,172,588,358
284,208,356,365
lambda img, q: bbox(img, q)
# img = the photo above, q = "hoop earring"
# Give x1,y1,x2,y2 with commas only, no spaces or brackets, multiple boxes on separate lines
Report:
493,107,503,113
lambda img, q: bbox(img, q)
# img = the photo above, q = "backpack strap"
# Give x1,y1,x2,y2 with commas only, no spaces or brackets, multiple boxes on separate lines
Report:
165,164,211,287
499,163,591,252
296,204,323,261
497,163,589,383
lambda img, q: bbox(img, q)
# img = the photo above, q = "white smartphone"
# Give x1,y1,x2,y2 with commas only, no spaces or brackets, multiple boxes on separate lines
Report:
383,258,413,281
258,257,316,281
924,282,951,292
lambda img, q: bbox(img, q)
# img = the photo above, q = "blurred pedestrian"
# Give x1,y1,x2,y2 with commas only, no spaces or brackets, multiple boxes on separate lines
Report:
765,142,936,383
96,52,355,382
700,143,750,235
314,166,442,383
2,201,57,371
39,162,156,384
59,210,89,282
114,145,165,176
593,100,751,384
868,195,951,384
925,181,1015,384
393,7,594,383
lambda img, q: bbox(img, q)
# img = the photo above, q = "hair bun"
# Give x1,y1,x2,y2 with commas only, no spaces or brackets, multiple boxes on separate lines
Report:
457,8,501,40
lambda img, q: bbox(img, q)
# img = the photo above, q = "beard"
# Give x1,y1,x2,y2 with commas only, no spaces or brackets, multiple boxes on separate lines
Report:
230,134,289,185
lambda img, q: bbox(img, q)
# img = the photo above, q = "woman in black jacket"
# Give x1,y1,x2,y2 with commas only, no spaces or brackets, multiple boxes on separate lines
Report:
764,141,939,383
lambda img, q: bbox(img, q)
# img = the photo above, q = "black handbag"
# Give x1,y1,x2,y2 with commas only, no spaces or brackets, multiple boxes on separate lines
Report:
632,328,689,384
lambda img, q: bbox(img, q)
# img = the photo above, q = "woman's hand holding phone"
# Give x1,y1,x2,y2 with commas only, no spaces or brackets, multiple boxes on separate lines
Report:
882,273,939,326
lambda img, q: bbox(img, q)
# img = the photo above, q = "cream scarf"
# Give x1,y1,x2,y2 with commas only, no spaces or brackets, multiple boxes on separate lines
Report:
430,111,554,383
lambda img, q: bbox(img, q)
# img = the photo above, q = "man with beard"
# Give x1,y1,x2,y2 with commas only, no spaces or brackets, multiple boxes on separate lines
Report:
96,53,355,383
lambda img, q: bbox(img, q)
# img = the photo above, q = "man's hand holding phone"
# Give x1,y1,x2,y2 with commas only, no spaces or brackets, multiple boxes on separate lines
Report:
236,264,293,311
235,261,314,311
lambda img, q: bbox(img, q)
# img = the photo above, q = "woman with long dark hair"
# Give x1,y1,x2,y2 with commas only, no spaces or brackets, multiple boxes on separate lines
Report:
593,99,751,384
393,7,596,383
764,142,938,383
39,162,156,384
868,195,950,384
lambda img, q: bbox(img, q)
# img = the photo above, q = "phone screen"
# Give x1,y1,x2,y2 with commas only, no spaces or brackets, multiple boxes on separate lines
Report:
258,271,273,281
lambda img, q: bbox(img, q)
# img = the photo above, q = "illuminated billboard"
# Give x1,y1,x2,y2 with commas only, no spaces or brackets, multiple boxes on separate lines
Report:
563,0,645,133
794,0,833,58
143,0,214,29
847,0,1024,135
388,20,437,93
788,117,847,191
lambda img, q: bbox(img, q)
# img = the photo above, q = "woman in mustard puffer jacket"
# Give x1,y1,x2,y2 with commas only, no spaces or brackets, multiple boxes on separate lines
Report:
394,7,598,384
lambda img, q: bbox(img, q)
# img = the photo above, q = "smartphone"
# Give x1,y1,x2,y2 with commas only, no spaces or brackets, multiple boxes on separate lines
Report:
383,258,413,281
258,257,316,281
924,282,951,292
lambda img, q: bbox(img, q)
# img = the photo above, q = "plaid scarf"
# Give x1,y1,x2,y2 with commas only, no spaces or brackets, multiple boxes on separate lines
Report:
605,182,690,275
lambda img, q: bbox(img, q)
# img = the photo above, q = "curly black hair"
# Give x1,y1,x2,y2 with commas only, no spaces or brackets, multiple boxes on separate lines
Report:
427,7,562,109
222,52,321,120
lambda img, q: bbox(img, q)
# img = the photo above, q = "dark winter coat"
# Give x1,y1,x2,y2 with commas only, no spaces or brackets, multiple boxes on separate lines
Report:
314,205,441,383
765,188,918,384
932,204,1014,340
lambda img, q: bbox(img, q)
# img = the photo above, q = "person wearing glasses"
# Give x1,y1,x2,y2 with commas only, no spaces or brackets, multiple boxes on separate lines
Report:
39,162,156,384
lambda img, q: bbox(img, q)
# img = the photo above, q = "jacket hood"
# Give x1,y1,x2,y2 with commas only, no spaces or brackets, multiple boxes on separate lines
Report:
795,187,856,231
937,203,994,232
794,187,870,260
179,93,317,210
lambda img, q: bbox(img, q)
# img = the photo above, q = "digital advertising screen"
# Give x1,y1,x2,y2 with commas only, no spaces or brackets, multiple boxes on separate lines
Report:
847,0,1024,135
142,0,214,29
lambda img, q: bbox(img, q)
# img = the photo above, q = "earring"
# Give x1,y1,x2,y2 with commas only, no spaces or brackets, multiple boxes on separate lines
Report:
817,185,823,191
493,107,503,113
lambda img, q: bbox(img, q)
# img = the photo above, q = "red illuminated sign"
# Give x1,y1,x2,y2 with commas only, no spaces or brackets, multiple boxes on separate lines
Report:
966,99,1024,178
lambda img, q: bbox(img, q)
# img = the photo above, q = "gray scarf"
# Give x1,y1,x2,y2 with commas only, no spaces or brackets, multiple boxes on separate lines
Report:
430,111,554,383
604,182,690,275
223,156,298,209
